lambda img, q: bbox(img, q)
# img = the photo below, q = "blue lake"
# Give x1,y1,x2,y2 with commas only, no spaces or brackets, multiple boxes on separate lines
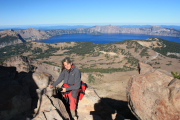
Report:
38,33,180,44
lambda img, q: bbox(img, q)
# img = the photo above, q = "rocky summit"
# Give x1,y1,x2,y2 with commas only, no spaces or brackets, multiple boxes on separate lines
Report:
0,56,128,120
1,55,180,120
127,62,180,120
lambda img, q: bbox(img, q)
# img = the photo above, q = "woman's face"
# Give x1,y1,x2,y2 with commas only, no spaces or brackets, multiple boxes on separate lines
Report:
63,62,72,70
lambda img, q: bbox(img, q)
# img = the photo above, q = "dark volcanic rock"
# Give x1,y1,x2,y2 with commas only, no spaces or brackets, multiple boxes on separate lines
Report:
127,62,180,120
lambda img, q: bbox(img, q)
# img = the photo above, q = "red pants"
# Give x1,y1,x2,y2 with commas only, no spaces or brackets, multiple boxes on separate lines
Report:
63,82,87,110
63,84,79,110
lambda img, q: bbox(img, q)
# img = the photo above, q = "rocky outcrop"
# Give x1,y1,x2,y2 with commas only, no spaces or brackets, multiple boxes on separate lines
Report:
2,55,35,73
32,88,70,120
127,62,180,120
0,55,124,120
0,29,24,48
0,56,64,120
2,55,60,80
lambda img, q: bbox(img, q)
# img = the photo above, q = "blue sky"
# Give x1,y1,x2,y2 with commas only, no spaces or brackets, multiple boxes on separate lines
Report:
0,0,180,26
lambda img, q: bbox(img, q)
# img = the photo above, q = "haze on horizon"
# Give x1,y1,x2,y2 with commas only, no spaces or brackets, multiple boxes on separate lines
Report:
1,0,180,26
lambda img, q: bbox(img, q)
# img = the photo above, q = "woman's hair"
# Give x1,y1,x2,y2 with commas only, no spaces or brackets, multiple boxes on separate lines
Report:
61,57,73,72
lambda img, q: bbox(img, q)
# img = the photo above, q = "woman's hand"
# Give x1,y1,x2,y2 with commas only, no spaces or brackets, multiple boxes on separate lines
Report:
49,85,54,89
61,87,67,92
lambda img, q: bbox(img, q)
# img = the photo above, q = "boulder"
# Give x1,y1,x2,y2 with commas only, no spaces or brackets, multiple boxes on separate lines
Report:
44,109,63,120
127,62,180,120
34,94,56,113
33,88,70,120
32,112,46,120
50,97,70,119
77,87,120,120
32,72,52,89
1,55,60,81
2,56,35,73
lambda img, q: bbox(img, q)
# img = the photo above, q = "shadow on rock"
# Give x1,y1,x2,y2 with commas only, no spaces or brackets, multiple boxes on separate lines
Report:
90,97,137,120
0,66,39,120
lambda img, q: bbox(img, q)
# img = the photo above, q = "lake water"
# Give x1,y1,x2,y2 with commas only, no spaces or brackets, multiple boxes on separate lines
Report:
38,33,180,44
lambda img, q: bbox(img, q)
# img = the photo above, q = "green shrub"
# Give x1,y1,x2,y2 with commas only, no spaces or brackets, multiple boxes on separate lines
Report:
88,74,95,83
171,71,180,79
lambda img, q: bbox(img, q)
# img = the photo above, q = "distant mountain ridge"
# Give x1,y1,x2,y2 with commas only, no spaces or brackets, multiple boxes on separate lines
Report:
47,25,180,37
15,25,180,42
0,25,180,48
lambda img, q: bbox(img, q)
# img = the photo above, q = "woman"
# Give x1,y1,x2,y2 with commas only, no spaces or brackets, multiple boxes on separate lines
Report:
49,57,81,120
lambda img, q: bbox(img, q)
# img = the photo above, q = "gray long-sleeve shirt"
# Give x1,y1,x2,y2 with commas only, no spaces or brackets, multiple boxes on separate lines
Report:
52,67,81,91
